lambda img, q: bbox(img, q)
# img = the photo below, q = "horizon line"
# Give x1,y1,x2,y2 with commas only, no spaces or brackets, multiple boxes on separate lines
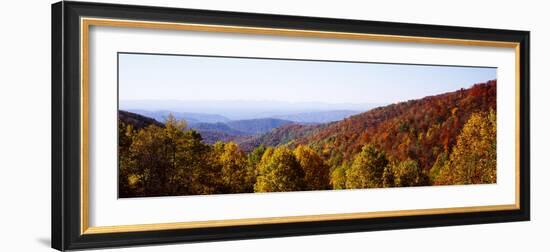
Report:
119,79,496,106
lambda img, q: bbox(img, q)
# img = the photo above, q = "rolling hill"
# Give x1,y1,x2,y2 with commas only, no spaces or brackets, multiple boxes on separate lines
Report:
119,110,163,129
119,111,297,144
237,123,322,152
188,118,294,144
190,122,247,136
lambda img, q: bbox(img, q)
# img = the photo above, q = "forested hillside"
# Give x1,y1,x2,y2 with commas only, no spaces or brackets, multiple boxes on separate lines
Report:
119,110,164,130
293,80,496,172
118,80,497,197
238,123,322,152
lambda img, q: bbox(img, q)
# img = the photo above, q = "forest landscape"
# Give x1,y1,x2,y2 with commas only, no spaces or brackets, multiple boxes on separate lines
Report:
118,53,497,198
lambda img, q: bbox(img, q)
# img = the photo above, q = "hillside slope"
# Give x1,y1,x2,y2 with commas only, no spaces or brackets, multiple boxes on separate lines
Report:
119,110,164,129
292,80,496,170
237,123,322,152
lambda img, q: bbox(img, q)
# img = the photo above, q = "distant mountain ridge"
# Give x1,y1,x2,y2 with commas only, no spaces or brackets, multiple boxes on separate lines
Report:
122,109,362,144
120,100,379,120
190,122,247,136
184,118,295,144
119,110,163,129
119,111,306,144
127,109,230,124
226,118,293,135
271,110,360,123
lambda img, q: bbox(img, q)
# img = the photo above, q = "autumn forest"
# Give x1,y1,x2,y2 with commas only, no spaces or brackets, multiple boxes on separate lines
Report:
118,80,497,198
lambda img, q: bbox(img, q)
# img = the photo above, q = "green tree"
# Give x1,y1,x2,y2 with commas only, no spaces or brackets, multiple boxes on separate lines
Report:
294,145,330,190
392,159,428,187
254,147,305,192
246,145,267,187
248,145,267,167
331,162,350,190
345,144,389,189
436,110,497,184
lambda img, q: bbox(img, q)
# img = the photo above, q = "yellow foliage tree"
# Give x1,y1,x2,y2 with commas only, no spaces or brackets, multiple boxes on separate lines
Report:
123,114,211,196
245,145,267,188
294,145,330,190
331,162,350,189
436,110,496,184
118,121,135,196
345,144,388,189
254,147,305,192
219,142,250,193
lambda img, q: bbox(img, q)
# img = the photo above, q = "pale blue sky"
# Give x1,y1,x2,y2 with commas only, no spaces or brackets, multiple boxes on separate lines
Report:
119,53,496,104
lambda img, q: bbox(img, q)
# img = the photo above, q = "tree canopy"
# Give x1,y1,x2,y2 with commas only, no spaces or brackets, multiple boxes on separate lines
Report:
345,144,389,189
254,147,305,192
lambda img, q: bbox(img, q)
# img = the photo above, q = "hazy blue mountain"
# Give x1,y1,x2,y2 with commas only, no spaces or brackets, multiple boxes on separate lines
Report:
118,101,381,145
127,109,230,124
118,110,250,144
190,118,294,138
190,122,248,136
194,130,252,145
272,110,360,123
226,118,294,135
120,100,381,120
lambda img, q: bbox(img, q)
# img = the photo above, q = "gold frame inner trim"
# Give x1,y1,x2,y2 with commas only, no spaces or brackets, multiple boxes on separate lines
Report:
80,17,522,235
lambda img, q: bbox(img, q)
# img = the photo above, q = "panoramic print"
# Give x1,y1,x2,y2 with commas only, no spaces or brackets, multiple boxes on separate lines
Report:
117,53,497,198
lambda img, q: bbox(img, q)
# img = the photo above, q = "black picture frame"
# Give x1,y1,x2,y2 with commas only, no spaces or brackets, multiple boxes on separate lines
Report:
52,1,530,251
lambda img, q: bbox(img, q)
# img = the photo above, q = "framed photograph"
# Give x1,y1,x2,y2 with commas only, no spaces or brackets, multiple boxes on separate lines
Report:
52,1,530,250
